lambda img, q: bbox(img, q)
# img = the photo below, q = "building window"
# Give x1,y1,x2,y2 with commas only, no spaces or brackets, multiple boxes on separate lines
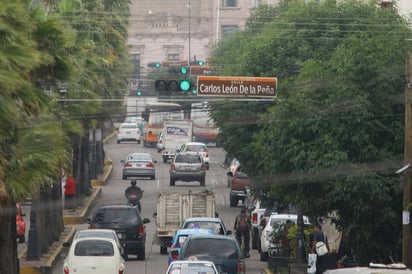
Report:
223,0,237,7
168,54,180,61
221,25,238,39
251,0,262,8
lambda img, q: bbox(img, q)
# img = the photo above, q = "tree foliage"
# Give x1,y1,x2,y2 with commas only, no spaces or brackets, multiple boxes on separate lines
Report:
0,0,132,272
210,0,411,264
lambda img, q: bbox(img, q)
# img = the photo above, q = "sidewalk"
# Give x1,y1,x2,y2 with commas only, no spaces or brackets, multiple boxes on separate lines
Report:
19,160,113,274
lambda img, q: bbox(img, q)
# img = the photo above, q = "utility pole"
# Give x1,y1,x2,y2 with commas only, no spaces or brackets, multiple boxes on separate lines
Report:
403,52,412,268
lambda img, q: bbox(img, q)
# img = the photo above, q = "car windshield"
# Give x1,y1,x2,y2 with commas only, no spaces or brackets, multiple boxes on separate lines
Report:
94,208,138,224
120,124,138,129
185,238,238,259
270,218,296,227
74,240,114,256
127,154,151,161
175,154,201,163
75,231,115,240
186,145,206,152
183,222,223,234
168,263,217,274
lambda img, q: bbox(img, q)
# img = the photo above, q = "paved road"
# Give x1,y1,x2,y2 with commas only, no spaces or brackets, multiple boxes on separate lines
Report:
52,137,269,274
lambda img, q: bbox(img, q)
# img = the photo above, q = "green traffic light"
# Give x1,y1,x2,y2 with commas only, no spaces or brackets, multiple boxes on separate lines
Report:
192,89,197,95
136,90,142,96
180,67,188,74
197,61,204,66
155,62,161,68
180,80,191,91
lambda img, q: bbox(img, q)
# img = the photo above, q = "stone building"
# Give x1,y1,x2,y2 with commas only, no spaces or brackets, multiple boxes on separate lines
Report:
127,0,279,79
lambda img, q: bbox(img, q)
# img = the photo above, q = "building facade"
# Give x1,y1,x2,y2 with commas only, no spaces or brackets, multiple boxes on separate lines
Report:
127,0,412,80
127,0,279,79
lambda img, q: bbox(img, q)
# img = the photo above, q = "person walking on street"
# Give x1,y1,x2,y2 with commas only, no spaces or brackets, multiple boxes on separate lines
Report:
311,223,330,274
64,174,76,210
234,208,251,258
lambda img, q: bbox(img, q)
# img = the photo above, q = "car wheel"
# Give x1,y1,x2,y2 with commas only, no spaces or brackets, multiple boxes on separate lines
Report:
229,194,237,207
163,157,167,164
200,178,205,186
151,175,155,180
160,246,168,254
260,251,268,261
170,178,175,186
138,248,146,260
117,140,120,144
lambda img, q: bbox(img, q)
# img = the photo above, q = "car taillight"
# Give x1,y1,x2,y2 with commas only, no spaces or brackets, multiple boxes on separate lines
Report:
124,162,132,167
118,265,124,274
252,213,258,224
237,261,245,273
146,162,154,168
63,265,70,274
170,163,176,170
138,224,145,235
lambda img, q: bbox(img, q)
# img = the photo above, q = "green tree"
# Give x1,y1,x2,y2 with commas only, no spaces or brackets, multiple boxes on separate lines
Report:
210,0,411,263
0,1,72,273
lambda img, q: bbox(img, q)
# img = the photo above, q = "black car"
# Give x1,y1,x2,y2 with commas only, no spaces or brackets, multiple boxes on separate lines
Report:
174,234,245,274
88,205,150,260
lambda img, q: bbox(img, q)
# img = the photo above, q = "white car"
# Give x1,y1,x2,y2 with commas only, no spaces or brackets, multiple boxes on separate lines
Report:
117,122,141,144
63,237,125,274
259,213,310,261
166,260,220,274
72,229,125,259
179,142,210,170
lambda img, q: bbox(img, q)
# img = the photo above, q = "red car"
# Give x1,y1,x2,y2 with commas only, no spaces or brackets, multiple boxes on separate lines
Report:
16,203,26,243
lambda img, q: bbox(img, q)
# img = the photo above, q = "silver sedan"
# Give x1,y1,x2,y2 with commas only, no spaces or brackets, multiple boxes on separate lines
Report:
121,152,157,180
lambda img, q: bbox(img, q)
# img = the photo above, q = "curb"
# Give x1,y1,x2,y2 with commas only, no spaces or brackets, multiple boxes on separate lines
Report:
19,226,76,274
63,187,102,225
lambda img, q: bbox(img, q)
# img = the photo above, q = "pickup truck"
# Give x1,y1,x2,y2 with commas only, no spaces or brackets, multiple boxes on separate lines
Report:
250,199,266,250
227,165,251,207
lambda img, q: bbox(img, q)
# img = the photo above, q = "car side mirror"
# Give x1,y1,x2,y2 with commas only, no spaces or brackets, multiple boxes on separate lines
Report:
215,212,219,218
227,171,233,177
226,230,233,236
62,242,71,248
153,160,158,164
120,160,125,163
143,217,150,224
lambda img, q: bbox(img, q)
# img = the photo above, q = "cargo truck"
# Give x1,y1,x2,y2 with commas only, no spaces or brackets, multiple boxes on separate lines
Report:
161,119,193,163
153,190,216,254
